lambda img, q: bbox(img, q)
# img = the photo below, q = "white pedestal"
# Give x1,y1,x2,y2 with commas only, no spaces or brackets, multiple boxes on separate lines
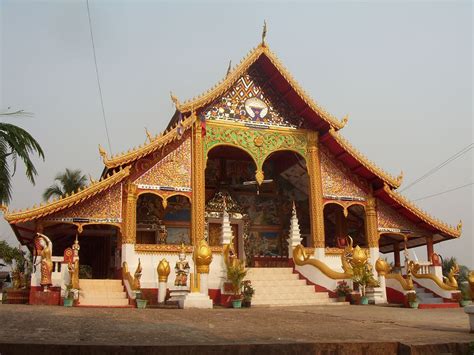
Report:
200,273,209,296
465,305,474,333
158,281,167,303
180,291,213,309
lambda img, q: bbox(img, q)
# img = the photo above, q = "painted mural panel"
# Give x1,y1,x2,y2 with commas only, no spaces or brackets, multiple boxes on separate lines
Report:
320,145,369,199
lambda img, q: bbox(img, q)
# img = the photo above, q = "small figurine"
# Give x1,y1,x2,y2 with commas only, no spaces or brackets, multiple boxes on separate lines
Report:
158,224,168,244
174,243,190,287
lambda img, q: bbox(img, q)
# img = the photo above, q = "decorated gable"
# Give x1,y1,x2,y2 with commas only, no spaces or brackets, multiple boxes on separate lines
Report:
202,67,302,128
42,183,123,223
320,145,369,199
133,135,191,191
377,199,423,234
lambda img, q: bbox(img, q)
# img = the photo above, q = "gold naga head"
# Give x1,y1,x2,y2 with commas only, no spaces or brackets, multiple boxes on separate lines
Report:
351,246,368,267
375,258,391,276
195,239,213,274
157,258,170,282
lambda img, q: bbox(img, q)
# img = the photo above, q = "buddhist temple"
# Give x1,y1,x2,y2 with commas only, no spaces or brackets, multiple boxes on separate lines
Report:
2,32,463,308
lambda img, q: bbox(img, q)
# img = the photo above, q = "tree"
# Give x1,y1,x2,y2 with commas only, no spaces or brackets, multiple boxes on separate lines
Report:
43,168,87,200
0,110,44,205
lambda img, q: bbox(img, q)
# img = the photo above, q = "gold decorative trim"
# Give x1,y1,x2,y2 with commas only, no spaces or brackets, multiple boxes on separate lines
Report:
383,184,461,238
5,166,131,223
177,44,345,130
412,270,457,291
134,244,223,254
328,128,401,189
293,244,351,279
102,115,195,169
385,273,414,291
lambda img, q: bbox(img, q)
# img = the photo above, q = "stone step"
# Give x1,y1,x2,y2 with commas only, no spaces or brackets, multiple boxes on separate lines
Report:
79,291,127,299
252,285,317,295
244,268,336,306
253,293,330,302
79,298,129,307
248,279,307,287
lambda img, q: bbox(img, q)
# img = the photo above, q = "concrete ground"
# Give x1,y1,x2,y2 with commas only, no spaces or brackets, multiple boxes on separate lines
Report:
0,304,472,354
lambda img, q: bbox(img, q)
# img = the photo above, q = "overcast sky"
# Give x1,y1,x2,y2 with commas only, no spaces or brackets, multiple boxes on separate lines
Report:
1,1,472,267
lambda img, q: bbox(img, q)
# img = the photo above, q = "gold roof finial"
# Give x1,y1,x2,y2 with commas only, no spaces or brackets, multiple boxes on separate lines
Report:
88,174,96,184
396,171,404,185
341,114,349,129
226,60,232,77
0,205,8,214
98,144,107,159
145,127,153,143
170,91,180,108
457,220,462,233
261,20,267,46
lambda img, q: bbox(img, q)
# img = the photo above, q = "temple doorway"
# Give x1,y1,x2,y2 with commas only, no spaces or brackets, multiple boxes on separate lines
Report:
44,223,119,279
205,146,311,266
323,203,367,248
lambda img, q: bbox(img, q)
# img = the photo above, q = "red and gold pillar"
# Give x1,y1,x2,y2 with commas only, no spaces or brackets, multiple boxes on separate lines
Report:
306,131,325,248
191,118,206,246
124,183,138,244
426,236,434,262
365,196,379,248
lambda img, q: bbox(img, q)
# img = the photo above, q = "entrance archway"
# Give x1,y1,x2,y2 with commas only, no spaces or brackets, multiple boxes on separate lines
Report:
323,202,367,248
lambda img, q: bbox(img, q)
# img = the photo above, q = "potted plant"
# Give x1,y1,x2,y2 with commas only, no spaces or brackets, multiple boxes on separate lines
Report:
135,291,147,309
63,284,74,307
242,280,255,307
407,291,419,309
334,281,352,302
226,261,247,308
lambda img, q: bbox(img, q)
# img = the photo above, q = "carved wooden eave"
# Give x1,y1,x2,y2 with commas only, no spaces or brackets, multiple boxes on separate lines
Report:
4,166,131,224
326,128,403,189
100,114,195,169
172,43,346,131
379,184,461,239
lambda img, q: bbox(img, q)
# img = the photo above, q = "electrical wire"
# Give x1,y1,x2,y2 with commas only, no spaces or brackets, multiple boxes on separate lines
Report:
413,182,473,201
86,0,113,154
400,143,473,192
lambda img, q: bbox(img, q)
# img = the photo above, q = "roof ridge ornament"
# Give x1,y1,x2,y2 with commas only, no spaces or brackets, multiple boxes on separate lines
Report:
170,91,180,109
226,60,232,78
396,171,404,186
340,114,349,129
261,20,267,47
98,144,107,160
145,127,153,143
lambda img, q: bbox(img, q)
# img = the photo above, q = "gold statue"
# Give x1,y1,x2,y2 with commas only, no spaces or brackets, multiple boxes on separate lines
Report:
195,238,212,274
133,259,142,290
67,259,80,289
223,243,239,269
444,263,459,289
174,243,190,287
468,271,474,300
157,259,170,283
34,233,53,290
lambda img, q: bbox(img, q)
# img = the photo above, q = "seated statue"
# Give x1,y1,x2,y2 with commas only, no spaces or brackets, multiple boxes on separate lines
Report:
174,244,190,287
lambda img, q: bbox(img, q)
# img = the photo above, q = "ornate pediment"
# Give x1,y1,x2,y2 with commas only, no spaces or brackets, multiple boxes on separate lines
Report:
202,67,303,129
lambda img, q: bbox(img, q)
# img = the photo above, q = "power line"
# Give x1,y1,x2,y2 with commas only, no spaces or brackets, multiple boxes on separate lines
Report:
86,0,113,154
413,182,473,201
400,143,473,192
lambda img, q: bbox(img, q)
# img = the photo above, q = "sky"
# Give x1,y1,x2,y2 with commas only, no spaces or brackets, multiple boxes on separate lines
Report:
0,1,472,267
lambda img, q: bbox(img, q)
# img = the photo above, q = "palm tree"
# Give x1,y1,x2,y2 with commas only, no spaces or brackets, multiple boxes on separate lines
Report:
43,169,87,201
0,110,44,205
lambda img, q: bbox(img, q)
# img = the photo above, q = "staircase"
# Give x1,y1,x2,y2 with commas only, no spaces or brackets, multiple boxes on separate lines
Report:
414,284,459,309
246,268,347,307
78,279,130,307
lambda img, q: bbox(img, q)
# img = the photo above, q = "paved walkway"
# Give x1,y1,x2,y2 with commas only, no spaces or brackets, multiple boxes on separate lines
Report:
0,304,472,354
